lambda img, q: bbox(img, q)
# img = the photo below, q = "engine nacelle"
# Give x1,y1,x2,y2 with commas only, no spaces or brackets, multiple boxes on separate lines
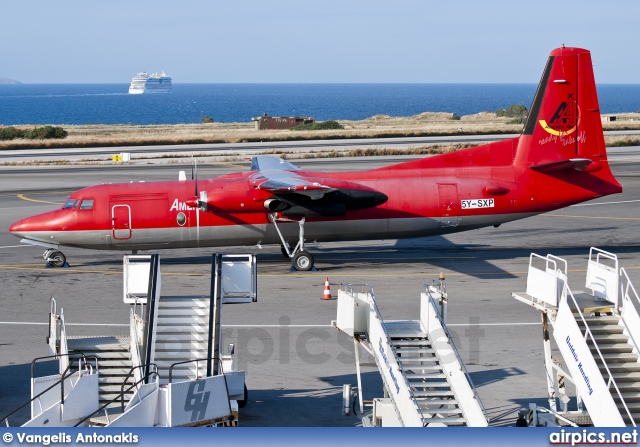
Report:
263,198,289,212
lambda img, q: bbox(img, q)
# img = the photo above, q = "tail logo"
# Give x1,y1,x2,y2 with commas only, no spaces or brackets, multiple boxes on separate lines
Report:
539,101,580,136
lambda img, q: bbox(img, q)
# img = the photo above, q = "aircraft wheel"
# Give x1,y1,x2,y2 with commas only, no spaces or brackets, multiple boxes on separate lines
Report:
50,251,66,268
292,251,314,271
238,384,248,408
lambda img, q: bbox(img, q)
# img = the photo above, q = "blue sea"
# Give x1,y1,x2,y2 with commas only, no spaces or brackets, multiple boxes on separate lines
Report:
0,83,638,126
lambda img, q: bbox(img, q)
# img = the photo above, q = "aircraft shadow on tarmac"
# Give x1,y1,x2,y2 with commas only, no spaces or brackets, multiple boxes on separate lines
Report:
72,227,640,280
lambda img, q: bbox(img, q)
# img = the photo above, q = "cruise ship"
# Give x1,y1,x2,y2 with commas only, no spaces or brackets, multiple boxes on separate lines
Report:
128,71,172,94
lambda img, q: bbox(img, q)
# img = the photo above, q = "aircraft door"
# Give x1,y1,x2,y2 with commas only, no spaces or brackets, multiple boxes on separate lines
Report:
111,204,132,240
437,184,460,227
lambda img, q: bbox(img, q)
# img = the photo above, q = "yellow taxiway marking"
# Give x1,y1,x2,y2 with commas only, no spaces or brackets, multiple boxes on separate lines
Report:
17,194,64,205
544,214,640,221
0,191,74,198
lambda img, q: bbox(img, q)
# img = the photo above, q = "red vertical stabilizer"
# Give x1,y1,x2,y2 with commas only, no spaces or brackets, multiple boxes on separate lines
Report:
514,47,621,196
517,48,608,169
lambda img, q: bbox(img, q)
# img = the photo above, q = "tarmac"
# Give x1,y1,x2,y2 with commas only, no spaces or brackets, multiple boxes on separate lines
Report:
1,149,640,426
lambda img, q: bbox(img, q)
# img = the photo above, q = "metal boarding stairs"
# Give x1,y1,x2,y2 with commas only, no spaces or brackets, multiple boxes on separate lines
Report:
333,282,488,427
513,247,640,427
1,253,255,427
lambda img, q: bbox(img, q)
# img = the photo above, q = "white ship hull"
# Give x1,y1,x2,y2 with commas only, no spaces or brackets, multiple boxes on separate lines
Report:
129,71,172,94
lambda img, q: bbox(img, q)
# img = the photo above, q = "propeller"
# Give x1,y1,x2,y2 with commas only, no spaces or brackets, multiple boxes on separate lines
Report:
185,157,206,210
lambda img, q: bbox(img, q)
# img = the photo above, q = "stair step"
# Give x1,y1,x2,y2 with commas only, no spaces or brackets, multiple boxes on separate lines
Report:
159,296,210,304
589,343,634,354
587,325,625,335
156,317,211,326
95,360,135,369
405,369,445,378
71,351,130,360
88,410,125,427
613,392,640,403
398,357,439,364
411,381,450,389
99,395,132,407
154,331,210,340
578,316,621,326
419,407,463,415
588,334,630,344
391,339,430,347
67,336,130,351
396,347,433,354
607,372,640,382
418,401,461,409
98,376,136,385
406,373,446,381
596,353,639,364
421,416,466,425
413,390,455,398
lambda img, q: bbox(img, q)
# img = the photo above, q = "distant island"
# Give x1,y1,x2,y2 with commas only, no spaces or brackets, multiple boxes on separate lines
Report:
0,77,21,84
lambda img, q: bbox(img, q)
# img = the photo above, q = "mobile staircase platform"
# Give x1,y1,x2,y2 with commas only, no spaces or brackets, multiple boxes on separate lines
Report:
513,247,640,427
1,253,256,428
333,281,488,427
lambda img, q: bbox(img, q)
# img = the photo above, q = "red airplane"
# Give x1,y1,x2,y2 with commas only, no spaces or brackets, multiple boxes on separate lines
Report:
10,47,622,271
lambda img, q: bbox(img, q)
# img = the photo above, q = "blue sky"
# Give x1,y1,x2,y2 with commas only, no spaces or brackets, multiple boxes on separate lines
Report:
2,0,638,83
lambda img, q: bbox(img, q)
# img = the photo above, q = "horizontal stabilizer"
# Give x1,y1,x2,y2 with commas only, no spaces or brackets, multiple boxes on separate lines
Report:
530,158,601,173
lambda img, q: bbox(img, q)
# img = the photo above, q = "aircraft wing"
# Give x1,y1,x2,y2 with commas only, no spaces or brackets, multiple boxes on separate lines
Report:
248,156,388,216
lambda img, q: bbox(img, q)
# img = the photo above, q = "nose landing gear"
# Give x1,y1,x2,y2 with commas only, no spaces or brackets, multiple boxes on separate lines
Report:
44,249,68,268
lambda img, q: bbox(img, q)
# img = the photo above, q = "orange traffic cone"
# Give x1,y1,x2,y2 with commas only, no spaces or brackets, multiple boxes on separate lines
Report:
323,277,332,300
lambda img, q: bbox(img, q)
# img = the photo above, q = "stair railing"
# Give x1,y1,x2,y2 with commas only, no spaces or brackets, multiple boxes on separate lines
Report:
342,283,427,426
1,354,96,427
619,267,640,357
74,364,159,427
424,283,490,423
561,277,636,426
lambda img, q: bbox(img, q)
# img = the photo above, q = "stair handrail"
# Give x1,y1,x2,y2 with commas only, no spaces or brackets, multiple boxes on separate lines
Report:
120,364,159,412
561,277,636,426
619,267,640,356
74,365,160,427
423,284,490,423
168,357,223,383
47,298,59,355
342,283,428,426
1,354,96,427
129,309,143,382
141,254,160,384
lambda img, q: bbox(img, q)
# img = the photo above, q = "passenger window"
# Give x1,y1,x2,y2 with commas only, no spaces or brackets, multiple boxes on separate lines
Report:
79,199,94,210
62,199,76,209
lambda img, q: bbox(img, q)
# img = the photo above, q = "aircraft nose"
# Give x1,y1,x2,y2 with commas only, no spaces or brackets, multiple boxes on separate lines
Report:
10,218,24,233
9,217,34,237
9,211,63,238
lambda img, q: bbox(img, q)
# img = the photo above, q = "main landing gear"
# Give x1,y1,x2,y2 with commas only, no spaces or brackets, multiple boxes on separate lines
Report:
270,213,315,271
43,248,67,268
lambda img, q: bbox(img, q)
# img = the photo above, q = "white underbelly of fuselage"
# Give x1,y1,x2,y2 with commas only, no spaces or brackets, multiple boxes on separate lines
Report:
18,214,533,251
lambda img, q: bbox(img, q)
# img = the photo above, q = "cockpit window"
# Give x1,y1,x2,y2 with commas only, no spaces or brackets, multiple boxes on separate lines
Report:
62,199,77,209
79,199,94,210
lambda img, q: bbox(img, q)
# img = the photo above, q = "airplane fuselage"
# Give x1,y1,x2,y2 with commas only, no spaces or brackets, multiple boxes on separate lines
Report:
10,138,619,252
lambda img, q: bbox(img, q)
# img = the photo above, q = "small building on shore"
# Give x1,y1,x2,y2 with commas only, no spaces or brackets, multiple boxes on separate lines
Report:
252,113,315,130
